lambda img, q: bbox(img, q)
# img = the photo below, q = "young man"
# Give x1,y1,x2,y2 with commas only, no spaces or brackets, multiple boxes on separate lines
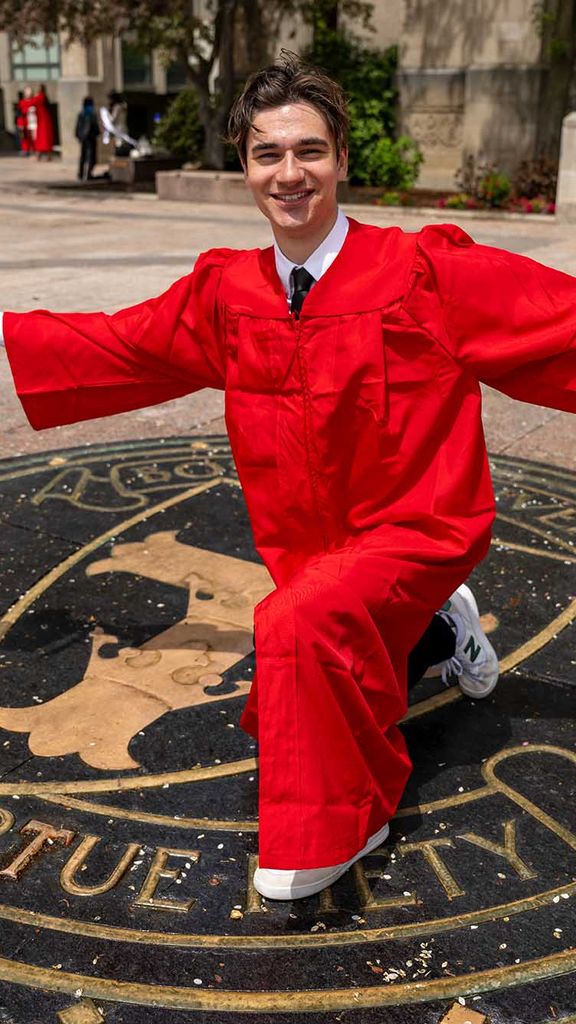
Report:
2,55,574,902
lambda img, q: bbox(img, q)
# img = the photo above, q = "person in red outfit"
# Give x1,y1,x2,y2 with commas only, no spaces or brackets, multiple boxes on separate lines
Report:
19,84,54,159
2,55,574,901
15,91,32,155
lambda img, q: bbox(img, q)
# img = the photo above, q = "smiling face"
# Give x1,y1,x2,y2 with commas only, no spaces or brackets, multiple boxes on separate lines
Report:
243,102,348,262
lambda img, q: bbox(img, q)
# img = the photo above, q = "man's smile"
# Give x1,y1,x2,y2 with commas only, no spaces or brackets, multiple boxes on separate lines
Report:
271,188,315,206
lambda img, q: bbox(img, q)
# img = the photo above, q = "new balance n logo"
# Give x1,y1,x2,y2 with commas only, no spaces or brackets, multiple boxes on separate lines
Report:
464,635,482,663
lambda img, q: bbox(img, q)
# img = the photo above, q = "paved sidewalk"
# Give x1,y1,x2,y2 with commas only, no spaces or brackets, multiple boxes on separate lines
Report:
0,155,574,468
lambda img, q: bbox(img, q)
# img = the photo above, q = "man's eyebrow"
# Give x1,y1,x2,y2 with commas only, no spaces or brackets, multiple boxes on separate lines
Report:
251,136,330,153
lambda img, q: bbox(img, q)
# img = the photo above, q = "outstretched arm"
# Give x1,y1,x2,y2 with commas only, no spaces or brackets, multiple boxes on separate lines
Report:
408,224,576,413
2,249,232,430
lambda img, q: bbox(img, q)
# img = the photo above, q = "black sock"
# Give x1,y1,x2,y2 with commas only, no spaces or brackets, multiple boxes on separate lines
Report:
407,613,457,688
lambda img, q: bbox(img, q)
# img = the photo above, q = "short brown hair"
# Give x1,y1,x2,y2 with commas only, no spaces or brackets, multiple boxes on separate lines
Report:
227,51,349,164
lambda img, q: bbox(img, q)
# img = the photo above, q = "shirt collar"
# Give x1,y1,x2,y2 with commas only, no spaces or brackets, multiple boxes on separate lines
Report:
273,208,349,299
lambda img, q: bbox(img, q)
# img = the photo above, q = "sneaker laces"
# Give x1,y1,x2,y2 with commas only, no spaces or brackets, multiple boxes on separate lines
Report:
441,655,463,686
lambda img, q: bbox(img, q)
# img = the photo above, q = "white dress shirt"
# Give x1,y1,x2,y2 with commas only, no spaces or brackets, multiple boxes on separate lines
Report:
274,207,349,302
0,208,350,345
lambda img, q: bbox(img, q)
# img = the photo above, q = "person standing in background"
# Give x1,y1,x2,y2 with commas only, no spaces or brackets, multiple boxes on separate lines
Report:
20,85,36,153
99,91,137,157
14,91,32,156
75,96,100,181
20,84,54,160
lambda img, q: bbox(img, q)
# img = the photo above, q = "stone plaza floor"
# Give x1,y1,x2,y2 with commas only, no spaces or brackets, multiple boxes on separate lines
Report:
0,156,574,1023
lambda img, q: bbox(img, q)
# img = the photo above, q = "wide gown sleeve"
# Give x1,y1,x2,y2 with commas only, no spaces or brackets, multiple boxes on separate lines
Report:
407,224,576,413
3,249,231,430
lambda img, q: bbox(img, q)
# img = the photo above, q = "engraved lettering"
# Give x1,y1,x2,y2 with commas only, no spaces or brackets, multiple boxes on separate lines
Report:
507,489,558,512
458,819,537,880
317,884,338,914
398,839,465,899
0,820,75,881
0,807,14,837
537,507,576,533
131,465,173,486
60,835,141,897
30,463,148,513
32,467,92,508
246,853,338,914
352,861,419,910
245,853,264,913
133,847,200,912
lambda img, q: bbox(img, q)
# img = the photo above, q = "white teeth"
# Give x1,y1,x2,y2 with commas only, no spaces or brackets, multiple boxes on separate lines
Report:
276,191,309,202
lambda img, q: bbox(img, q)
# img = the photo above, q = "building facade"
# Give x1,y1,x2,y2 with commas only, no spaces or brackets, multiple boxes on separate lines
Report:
397,0,557,189
0,1,566,186
0,30,188,162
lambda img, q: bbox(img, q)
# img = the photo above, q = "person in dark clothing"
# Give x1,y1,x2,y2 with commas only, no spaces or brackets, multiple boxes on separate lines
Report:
75,97,100,181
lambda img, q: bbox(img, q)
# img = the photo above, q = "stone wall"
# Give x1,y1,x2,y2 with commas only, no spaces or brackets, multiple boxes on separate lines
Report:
398,0,547,189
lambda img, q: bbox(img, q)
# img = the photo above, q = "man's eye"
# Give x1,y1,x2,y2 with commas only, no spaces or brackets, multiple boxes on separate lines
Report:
300,149,322,157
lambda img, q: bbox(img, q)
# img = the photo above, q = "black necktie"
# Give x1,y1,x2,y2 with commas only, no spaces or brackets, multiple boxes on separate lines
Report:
290,266,315,319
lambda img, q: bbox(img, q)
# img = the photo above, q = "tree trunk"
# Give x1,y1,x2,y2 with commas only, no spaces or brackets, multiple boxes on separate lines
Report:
189,0,239,169
203,116,227,169
191,83,226,169
536,0,576,161
187,57,227,169
241,0,270,69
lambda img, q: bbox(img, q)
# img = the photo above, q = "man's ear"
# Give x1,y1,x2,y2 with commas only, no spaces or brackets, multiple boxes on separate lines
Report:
337,146,349,181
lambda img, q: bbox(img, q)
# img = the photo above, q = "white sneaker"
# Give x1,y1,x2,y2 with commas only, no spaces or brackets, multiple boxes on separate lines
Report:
253,821,390,901
438,583,499,699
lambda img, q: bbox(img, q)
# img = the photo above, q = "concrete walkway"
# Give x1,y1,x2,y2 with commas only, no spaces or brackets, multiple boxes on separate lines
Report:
0,155,574,468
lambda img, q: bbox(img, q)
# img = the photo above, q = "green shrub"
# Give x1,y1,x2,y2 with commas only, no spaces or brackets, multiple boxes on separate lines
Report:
445,193,469,210
366,136,423,190
304,32,422,187
455,156,511,207
377,190,402,206
152,88,204,162
477,168,511,207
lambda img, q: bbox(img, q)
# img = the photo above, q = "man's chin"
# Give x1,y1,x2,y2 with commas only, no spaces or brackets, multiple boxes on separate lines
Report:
269,207,318,234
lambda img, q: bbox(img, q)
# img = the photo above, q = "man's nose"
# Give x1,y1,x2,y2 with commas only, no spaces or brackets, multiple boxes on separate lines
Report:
276,151,305,185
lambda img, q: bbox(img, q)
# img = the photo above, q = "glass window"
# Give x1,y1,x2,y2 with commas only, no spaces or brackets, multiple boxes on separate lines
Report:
122,35,153,87
11,32,61,81
167,59,188,90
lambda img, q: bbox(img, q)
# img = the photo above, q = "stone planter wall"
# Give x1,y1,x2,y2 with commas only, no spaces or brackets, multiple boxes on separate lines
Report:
156,170,251,204
111,156,182,185
156,169,351,205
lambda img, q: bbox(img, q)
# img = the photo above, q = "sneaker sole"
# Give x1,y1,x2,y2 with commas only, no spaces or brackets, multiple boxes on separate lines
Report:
253,821,391,901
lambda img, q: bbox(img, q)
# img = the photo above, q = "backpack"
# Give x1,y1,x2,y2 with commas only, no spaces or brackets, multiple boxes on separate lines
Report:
76,112,96,142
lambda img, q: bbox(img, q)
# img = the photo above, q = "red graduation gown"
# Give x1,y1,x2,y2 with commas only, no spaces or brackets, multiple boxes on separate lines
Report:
20,93,54,154
4,220,576,869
